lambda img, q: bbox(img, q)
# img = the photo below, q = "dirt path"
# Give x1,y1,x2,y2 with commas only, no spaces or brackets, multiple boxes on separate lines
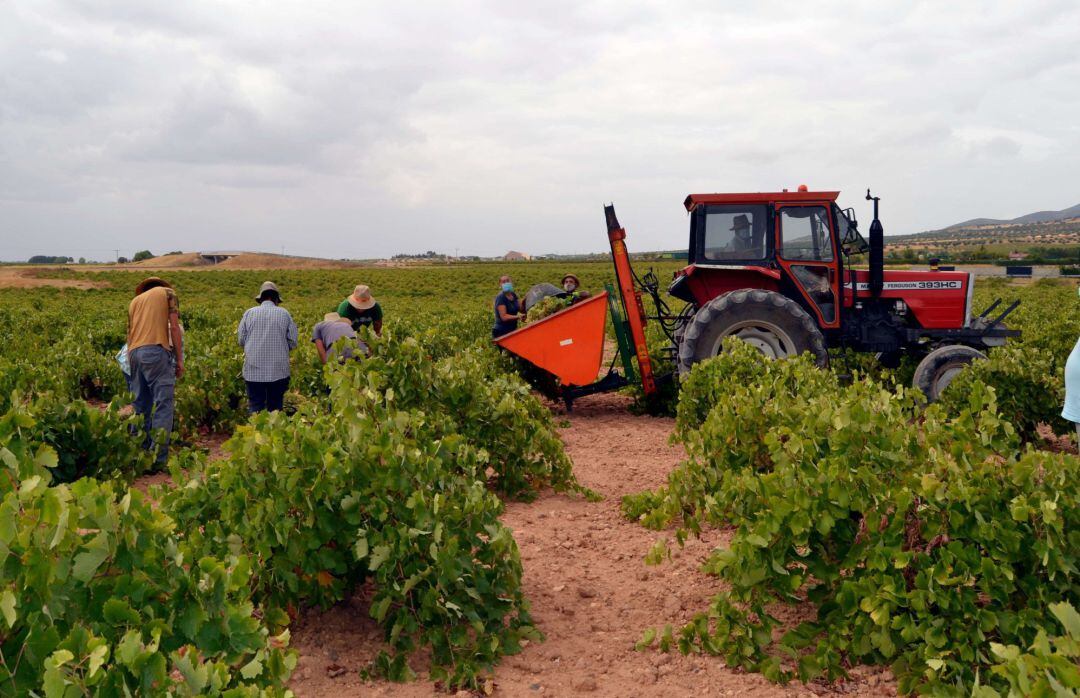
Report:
288,394,895,697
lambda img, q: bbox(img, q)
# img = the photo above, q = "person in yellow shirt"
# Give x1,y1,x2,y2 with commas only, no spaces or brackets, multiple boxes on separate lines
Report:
127,277,184,469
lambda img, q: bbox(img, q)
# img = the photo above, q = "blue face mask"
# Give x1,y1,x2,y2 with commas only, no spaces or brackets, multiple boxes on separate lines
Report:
502,282,513,292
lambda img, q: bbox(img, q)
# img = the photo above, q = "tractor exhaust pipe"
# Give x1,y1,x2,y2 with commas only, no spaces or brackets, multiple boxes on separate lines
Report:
866,189,884,299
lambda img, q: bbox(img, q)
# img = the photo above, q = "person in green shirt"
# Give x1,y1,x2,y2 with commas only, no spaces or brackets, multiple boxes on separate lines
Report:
337,284,383,335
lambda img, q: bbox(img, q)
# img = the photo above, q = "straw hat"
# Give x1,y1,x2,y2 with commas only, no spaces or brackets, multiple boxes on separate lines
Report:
561,273,580,287
255,281,282,302
134,277,172,295
323,312,341,322
348,284,376,310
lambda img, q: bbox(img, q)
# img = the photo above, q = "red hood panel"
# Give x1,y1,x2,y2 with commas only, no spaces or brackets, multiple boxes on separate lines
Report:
847,269,969,329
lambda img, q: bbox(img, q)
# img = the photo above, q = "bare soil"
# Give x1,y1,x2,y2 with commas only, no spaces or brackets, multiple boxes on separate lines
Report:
0,253,366,280
288,393,896,697
0,267,110,290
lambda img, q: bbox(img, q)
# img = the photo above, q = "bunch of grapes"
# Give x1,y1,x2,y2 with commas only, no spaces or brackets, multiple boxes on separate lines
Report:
524,296,571,324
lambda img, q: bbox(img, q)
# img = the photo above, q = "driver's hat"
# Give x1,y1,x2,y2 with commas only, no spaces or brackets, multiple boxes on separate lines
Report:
730,214,751,231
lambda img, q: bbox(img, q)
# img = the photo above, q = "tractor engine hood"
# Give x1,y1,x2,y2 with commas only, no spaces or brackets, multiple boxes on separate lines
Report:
845,269,972,329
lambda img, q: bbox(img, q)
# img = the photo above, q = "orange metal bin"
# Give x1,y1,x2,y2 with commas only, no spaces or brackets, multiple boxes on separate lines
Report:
493,292,609,387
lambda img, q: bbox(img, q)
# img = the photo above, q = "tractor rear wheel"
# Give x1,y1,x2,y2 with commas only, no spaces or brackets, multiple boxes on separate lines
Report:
912,344,985,401
676,289,828,375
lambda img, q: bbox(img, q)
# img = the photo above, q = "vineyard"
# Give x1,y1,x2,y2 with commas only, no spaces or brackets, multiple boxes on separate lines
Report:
1,263,1078,696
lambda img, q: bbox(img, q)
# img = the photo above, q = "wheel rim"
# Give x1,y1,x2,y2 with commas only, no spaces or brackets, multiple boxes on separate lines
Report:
712,321,797,360
933,362,966,394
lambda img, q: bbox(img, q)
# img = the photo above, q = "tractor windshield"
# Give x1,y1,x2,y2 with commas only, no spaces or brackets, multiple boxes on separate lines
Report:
701,205,769,261
835,205,868,256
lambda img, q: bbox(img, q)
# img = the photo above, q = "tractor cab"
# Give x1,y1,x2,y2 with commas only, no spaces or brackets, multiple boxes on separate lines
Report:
672,189,852,331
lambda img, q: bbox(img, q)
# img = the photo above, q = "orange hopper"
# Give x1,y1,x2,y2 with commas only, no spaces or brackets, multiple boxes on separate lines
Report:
494,292,609,387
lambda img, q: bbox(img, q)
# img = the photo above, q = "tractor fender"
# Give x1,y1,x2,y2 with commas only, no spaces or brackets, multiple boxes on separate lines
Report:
677,264,782,307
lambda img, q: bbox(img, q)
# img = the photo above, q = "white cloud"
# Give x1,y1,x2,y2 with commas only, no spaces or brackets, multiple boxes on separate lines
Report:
1,0,1079,259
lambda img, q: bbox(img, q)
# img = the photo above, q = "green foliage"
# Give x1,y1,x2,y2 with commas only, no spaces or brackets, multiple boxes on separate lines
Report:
27,256,74,265
634,320,681,416
623,341,839,532
162,382,538,688
625,344,1080,695
674,338,838,438
348,332,582,500
18,396,152,485
173,329,247,437
939,279,1080,444
974,602,1080,697
940,344,1068,441
132,250,154,262
0,406,295,696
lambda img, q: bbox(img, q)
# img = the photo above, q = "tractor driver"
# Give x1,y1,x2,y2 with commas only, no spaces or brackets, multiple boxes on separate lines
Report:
728,214,756,255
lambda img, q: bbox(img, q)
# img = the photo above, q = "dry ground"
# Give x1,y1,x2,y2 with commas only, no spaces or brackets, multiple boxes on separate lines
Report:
0,253,364,285
0,267,111,290
287,394,896,697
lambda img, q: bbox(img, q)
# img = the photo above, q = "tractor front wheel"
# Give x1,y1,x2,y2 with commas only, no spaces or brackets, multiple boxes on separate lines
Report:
677,289,828,375
912,344,985,401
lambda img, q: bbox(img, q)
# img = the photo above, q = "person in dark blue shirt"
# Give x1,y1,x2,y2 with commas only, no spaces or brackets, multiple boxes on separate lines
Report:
492,275,525,338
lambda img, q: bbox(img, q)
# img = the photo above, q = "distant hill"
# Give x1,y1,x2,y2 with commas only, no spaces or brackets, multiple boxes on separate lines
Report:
885,200,1080,255
943,202,1080,231
120,251,364,270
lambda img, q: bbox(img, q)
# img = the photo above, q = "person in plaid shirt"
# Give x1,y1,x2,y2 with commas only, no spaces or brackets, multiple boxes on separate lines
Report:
237,281,298,413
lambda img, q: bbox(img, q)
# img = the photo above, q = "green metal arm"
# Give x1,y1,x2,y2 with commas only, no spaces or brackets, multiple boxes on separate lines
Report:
605,282,638,383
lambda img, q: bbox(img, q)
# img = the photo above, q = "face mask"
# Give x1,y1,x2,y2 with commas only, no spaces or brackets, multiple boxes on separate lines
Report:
563,282,576,292
502,282,513,292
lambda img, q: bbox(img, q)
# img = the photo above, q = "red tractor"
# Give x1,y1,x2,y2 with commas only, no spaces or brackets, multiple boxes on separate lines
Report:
495,188,1018,407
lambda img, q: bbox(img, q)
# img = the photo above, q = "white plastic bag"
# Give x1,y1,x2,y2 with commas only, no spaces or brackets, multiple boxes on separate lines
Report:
116,343,130,376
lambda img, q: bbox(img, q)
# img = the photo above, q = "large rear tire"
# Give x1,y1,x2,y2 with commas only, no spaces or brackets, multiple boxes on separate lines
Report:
912,344,985,401
676,289,829,375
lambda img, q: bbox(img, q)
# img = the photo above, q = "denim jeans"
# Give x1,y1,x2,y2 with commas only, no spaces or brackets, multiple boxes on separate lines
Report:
129,344,176,468
246,377,289,414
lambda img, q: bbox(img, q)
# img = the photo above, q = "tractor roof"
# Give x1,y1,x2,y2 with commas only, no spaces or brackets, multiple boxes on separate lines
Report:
684,191,840,211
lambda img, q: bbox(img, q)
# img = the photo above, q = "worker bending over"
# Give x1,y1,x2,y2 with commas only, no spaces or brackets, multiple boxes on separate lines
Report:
312,312,366,363
337,284,383,335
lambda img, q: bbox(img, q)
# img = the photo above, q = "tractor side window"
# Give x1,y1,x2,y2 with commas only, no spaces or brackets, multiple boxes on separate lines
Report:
834,205,869,255
702,205,768,261
780,206,834,262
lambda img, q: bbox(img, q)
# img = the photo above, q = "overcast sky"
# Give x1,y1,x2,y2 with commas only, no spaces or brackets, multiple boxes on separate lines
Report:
2,1,1078,260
